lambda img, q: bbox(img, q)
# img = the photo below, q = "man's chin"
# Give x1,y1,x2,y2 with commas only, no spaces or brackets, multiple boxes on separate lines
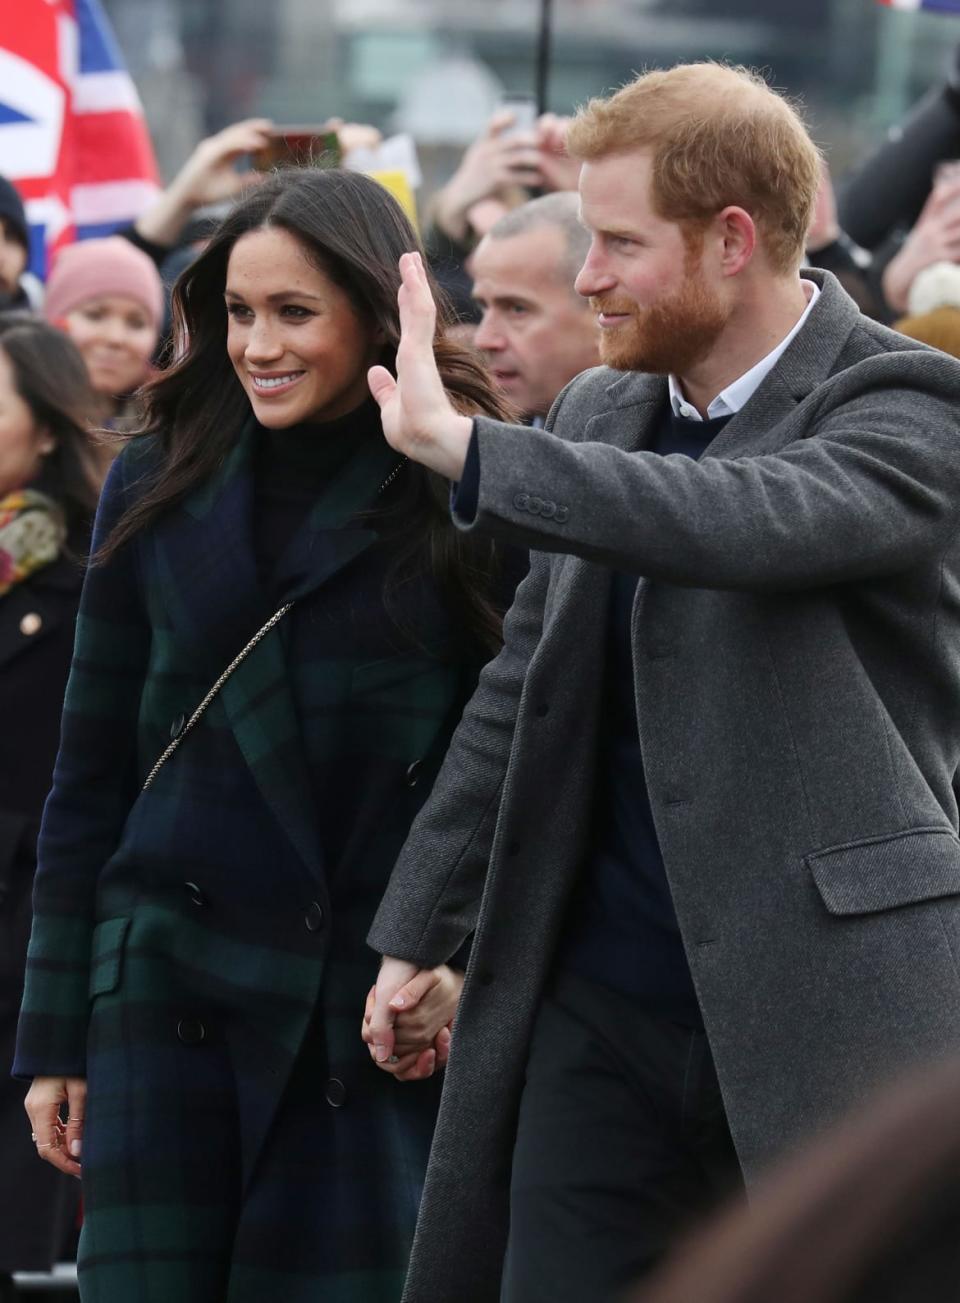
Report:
599,338,667,374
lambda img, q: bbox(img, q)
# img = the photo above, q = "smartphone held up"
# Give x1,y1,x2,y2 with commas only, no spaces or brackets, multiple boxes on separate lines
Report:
251,126,342,171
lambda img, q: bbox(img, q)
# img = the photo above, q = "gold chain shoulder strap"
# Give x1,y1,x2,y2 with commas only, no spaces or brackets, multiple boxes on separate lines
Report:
141,602,293,791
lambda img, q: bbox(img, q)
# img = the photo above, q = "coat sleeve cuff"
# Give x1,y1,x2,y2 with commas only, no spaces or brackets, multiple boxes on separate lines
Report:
450,421,481,524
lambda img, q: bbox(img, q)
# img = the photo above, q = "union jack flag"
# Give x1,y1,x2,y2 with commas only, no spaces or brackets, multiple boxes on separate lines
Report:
876,0,960,12
0,0,160,278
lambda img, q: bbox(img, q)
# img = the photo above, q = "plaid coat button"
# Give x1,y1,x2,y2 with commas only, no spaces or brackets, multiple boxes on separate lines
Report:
325,1077,347,1108
304,901,324,932
177,1018,206,1046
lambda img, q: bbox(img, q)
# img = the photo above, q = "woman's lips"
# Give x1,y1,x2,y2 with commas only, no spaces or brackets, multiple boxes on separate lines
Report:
249,371,306,396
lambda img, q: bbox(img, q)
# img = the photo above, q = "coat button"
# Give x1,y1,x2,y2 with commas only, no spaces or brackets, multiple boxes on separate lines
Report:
513,492,530,511
170,713,187,740
19,612,43,636
177,1018,206,1046
529,496,543,515
304,901,325,932
325,1077,347,1108
405,759,424,788
540,501,557,519
555,506,570,524
184,881,206,907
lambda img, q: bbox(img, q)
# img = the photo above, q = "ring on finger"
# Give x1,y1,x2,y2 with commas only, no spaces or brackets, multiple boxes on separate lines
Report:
387,1054,399,1064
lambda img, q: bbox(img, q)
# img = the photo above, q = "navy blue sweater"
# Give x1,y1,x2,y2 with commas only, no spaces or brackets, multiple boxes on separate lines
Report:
558,403,733,1023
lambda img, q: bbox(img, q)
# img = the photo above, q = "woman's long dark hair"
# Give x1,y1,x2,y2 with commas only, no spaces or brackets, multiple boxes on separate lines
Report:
0,313,101,545
98,168,515,651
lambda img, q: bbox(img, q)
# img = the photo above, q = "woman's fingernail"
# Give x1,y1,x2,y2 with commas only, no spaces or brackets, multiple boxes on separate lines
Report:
390,995,405,1009
69,1139,81,1157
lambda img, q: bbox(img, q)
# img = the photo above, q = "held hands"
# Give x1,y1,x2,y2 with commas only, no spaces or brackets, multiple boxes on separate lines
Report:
368,252,473,480
362,955,464,1082
24,1076,86,1179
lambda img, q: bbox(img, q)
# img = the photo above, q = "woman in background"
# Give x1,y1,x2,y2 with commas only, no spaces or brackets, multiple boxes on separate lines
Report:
44,237,164,455
0,316,99,1302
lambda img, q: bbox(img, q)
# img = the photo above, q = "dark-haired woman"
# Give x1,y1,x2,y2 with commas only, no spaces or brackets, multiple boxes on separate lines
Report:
0,316,100,1299
15,169,515,1303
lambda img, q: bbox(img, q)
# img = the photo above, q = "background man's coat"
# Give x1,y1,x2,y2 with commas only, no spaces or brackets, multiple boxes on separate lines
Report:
15,427,488,1303
370,272,960,1302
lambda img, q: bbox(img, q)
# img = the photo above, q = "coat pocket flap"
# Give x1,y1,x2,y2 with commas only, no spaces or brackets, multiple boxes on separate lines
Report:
88,917,131,998
807,827,960,917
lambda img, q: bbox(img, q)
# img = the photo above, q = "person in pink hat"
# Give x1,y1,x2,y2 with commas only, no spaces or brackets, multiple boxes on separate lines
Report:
44,237,164,445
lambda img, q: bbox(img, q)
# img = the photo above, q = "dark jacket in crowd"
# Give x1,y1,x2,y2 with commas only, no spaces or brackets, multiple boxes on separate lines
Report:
0,548,84,1273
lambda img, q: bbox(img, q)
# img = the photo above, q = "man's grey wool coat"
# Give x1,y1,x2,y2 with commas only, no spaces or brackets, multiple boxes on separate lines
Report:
369,270,960,1302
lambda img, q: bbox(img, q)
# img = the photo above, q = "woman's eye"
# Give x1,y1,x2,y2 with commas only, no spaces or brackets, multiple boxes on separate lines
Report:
227,304,252,319
281,305,312,319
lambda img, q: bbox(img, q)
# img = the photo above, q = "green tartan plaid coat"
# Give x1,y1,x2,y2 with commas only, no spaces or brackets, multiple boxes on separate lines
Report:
14,422,493,1302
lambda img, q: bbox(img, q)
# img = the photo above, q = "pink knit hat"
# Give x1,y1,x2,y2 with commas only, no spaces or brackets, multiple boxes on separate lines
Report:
44,236,164,331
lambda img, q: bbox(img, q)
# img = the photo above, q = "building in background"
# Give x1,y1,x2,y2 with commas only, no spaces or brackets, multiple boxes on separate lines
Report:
100,0,959,196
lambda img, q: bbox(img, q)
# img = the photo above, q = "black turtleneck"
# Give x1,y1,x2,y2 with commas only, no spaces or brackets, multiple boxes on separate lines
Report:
253,399,382,591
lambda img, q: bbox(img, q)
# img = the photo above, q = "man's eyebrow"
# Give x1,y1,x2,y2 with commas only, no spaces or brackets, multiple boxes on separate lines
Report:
472,291,535,306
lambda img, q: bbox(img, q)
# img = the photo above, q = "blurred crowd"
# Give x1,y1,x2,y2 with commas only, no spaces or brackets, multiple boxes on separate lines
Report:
6,42,960,1303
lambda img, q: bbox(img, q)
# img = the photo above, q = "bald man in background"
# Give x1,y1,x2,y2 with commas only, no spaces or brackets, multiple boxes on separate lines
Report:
470,192,600,423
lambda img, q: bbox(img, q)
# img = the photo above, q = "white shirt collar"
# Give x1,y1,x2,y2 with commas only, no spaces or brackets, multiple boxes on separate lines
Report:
668,279,820,422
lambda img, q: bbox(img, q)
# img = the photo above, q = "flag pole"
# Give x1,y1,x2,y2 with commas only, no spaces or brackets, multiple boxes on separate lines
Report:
535,0,554,114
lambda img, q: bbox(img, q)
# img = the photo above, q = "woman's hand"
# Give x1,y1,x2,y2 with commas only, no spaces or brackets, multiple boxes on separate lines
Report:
361,962,464,1082
24,1076,86,1178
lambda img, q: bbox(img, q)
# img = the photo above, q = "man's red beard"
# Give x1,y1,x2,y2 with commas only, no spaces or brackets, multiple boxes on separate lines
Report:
592,265,730,376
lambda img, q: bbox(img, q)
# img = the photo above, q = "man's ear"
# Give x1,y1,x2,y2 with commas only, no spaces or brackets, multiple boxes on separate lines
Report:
715,206,756,277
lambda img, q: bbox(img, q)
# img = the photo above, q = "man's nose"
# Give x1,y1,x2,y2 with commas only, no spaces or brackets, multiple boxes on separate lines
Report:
574,247,616,299
474,312,505,352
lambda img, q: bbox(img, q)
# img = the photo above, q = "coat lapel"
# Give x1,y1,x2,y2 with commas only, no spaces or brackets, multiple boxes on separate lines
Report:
149,421,272,674
701,269,862,460
148,419,404,883
218,433,404,879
